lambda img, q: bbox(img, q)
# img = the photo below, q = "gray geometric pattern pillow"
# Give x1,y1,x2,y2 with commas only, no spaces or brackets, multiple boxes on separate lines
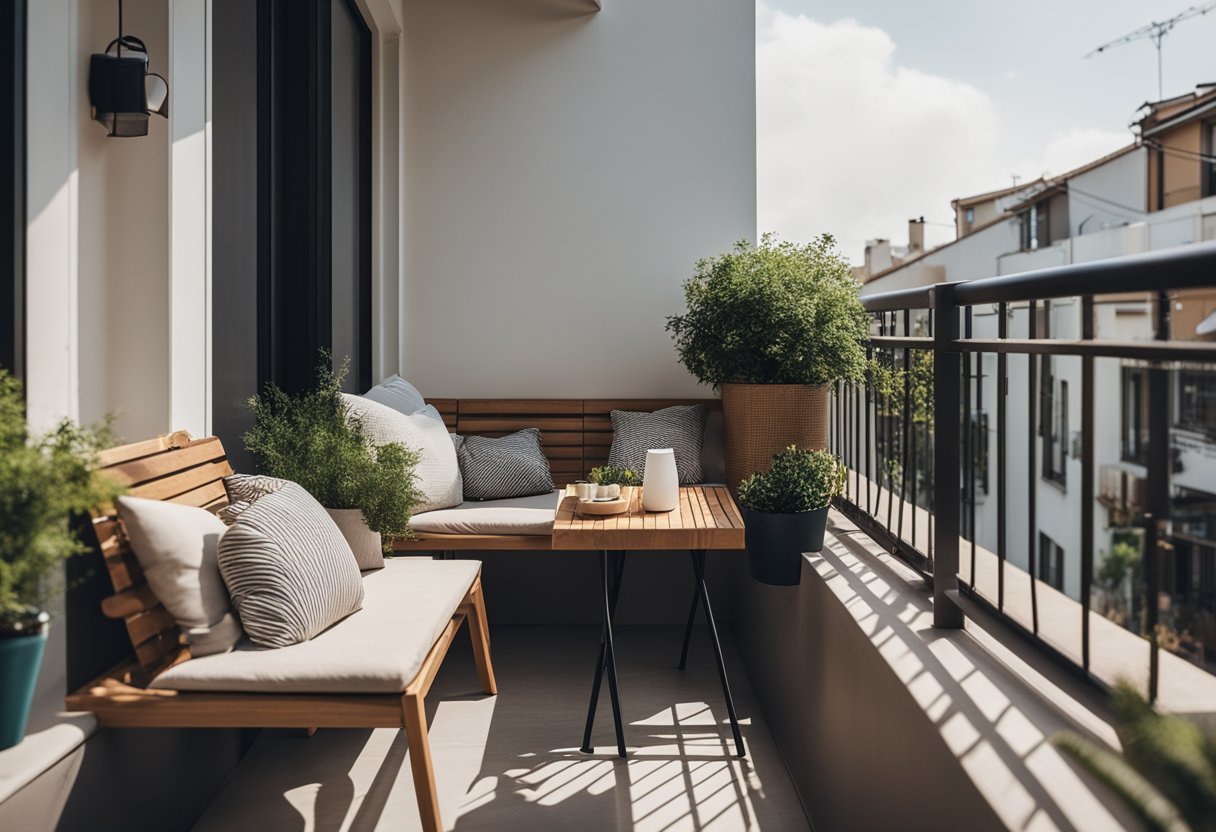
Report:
218,474,289,526
608,405,708,485
217,482,363,648
456,428,555,501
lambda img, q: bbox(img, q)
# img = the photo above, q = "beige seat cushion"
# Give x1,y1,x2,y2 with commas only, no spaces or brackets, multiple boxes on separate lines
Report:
151,558,480,694
409,491,560,537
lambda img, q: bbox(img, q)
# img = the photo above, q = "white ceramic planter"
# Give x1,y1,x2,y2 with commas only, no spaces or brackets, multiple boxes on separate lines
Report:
324,508,384,570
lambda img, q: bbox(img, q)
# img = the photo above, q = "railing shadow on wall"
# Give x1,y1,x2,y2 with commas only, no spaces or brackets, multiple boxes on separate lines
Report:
831,241,1216,716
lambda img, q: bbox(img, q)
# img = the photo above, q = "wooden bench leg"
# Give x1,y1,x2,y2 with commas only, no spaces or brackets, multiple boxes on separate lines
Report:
403,693,442,832
465,577,497,695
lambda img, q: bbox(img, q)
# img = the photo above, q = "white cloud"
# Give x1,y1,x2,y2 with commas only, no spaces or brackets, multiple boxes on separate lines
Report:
756,4,1132,265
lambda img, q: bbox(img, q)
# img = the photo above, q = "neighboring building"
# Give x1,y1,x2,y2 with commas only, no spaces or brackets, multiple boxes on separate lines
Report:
855,87,1216,654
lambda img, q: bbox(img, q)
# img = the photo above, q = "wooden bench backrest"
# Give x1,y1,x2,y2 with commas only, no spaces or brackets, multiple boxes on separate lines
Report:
92,431,233,674
426,398,721,485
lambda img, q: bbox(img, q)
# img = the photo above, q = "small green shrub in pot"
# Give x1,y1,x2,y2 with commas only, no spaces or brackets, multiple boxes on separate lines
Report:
588,466,641,501
737,446,846,586
244,356,422,550
0,370,122,749
666,233,869,488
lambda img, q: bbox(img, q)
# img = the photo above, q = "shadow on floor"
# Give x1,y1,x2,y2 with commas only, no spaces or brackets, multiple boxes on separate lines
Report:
193,626,809,832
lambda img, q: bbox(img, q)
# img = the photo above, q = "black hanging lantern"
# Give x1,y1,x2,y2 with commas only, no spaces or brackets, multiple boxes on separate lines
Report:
87,1,169,137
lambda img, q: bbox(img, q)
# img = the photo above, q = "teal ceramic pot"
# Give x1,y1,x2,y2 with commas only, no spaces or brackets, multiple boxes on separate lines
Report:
0,611,50,751
741,505,829,586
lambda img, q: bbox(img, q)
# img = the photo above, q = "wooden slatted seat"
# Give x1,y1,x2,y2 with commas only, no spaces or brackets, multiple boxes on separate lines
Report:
66,431,495,832
394,398,721,552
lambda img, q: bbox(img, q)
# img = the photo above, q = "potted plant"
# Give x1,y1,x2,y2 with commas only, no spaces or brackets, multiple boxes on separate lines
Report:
667,233,869,487
244,357,422,557
737,446,845,586
589,465,641,503
0,370,120,750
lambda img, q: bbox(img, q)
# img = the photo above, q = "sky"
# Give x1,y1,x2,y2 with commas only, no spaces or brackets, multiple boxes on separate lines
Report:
757,0,1216,264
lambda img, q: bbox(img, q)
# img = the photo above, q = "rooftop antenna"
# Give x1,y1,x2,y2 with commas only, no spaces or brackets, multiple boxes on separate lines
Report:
1085,3,1216,100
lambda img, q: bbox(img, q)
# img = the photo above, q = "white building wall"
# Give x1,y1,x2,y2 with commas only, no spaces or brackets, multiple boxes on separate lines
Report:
398,0,756,398
1067,148,1147,237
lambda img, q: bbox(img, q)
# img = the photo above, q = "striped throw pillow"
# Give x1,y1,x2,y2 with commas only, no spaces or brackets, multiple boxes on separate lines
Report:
456,428,555,501
217,482,364,648
218,474,288,525
608,405,708,485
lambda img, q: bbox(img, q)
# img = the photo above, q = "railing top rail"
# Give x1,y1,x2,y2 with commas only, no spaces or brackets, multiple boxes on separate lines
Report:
860,241,1216,313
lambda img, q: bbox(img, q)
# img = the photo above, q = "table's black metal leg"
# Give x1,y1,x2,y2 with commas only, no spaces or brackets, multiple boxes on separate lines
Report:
690,550,746,758
581,551,628,757
677,585,698,670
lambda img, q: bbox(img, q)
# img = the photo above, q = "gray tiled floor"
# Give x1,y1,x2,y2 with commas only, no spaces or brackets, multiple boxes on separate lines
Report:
194,625,810,831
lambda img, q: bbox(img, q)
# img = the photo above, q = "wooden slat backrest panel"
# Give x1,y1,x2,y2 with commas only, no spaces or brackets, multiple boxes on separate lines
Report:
452,400,587,486
432,398,722,487
92,431,234,673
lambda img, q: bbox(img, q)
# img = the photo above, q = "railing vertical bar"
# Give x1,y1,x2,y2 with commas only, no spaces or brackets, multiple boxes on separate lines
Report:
932,286,963,628
854,351,862,509
964,306,975,587
1144,290,1172,702
927,306,935,568
997,302,1008,611
1079,295,1095,675
898,309,911,545
865,336,874,517
1028,300,1040,635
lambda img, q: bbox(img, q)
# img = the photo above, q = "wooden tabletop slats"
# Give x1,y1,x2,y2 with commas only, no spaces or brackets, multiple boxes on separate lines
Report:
552,485,744,551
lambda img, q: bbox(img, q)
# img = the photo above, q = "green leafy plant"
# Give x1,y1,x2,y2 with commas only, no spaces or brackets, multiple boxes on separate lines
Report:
243,357,422,543
0,370,121,630
588,466,641,487
1053,680,1216,832
737,446,846,514
666,233,870,388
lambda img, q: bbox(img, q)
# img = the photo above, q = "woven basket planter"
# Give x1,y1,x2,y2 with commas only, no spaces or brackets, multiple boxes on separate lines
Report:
722,383,829,489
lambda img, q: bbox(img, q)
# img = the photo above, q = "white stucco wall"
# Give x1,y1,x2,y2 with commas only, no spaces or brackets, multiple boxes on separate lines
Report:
398,0,756,398
860,216,1021,297
1067,147,1147,238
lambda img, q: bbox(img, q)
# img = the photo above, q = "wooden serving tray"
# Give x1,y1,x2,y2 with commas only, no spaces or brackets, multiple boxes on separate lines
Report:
576,498,630,516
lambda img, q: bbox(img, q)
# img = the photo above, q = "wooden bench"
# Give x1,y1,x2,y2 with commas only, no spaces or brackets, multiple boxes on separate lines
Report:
65,431,495,832
393,398,721,552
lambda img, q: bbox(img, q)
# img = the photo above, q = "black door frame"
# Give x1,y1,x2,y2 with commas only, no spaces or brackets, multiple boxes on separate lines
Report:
257,0,371,395
1,0,25,379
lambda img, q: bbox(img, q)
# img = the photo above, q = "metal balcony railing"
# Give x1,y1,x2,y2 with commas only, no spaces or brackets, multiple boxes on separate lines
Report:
831,241,1216,702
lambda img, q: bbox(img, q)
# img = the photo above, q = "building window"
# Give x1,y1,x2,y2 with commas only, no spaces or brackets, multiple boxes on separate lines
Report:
1038,533,1065,591
964,206,975,226
1040,358,1067,486
970,411,989,496
1176,369,1216,438
1205,121,1216,198
1122,367,1150,465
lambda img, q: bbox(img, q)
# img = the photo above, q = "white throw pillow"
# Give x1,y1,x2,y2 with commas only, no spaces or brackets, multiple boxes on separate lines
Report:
342,393,463,513
217,482,364,648
116,496,242,657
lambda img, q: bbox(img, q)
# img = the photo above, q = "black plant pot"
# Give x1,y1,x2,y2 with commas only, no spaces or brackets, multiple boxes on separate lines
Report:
740,505,829,586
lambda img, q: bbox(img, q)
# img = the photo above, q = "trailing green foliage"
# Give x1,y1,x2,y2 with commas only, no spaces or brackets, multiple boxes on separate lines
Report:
1053,680,1216,832
666,234,870,388
0,370,121,628
243,357,422,543
588,466,641,487
737,446,846,514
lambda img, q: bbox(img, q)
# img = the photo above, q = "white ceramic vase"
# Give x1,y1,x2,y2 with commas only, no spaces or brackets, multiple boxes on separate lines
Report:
642,448,679,512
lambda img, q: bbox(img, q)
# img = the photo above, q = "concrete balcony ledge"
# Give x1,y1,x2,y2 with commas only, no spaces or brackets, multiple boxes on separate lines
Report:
0,712,96,815
733,511,1144,832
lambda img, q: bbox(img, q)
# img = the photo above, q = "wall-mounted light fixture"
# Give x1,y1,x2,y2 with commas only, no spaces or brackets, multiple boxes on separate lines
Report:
87,0,168,137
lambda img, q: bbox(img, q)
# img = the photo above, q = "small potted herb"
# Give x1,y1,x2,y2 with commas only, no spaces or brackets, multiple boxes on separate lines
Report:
737,446,845,586
589,465,641,503
244,356,422,555
0,371,120,749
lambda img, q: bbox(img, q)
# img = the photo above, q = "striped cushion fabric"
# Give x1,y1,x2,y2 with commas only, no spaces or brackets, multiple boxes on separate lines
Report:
608,405,708,485
456,428,555,501
218,474,289,525
217,482,364,648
